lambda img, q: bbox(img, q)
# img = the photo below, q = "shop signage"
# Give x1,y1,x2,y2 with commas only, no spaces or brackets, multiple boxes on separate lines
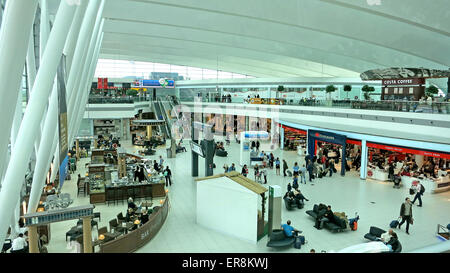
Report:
382,78,425,86
346,139,362,145
281,125,307,135
135,79,175,88
367,142,450,159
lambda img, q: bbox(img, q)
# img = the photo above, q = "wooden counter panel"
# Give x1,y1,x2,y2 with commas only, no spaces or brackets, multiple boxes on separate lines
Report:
99,196,169,253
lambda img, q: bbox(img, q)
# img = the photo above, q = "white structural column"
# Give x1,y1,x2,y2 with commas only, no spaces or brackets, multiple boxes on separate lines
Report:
49,139,59,184
63,0,88,73
66,0,102,115
27,82,58,213
72,30,104,143
0,0,76,246
39,0,49,61
360,139,368,179
68,1,104,143
26,31,37,91
0,0,38,183
28,1,87,213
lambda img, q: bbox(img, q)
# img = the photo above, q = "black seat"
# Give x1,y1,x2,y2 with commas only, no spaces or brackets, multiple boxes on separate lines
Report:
106,188,116,206
115,187,124,205
364,226,386,241
266,229,296,248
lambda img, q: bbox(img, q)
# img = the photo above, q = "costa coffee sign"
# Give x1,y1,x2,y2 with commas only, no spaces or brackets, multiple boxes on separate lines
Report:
382,78,425,86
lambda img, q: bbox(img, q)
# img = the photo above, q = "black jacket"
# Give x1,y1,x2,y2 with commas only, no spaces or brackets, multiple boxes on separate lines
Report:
400,203,413,218
387,237,400,251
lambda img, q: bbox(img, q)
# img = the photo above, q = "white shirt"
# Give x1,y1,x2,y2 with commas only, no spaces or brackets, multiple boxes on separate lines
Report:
12,237,27,251
380,232,392,243
415,183,422,194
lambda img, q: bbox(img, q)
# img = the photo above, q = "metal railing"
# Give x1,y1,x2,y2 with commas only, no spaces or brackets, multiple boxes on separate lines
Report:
179,97,450,114
88,96,152,104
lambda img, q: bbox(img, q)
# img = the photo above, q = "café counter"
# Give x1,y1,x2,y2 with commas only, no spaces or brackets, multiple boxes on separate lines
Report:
98,196,169,253
401,174,450,194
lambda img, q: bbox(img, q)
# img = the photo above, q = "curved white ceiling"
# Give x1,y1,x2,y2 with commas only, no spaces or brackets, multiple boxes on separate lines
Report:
50,0,450,88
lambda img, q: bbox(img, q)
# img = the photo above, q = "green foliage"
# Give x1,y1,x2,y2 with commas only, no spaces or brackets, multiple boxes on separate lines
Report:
126,89,138,97
343,85,352,92
425,85,439,97
325,85,336,93
277,85,285,92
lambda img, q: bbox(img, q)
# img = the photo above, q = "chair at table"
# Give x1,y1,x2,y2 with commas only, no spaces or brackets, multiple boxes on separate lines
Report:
76,218,98,231
117,212,126,225
109,219,126,234
93,212,101,223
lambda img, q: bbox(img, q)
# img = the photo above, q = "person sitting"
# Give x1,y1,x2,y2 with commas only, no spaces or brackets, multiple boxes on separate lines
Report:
153,160,160,172
127,197,137,211
287,183,292,192
176,142,187,153
125,208,136,222
385,232,400,252
292,189,309,203
379,229,394,243
227,163,236,172
11,233,28,253
139,208,149,225
315,205,334,229
281,220,301,238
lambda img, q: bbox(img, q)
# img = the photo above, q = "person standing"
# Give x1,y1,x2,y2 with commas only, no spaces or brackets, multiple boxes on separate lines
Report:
292,176,299,190
164,166,172,186
261,168,268,184
241,164,249,177
293,162,300,177
283,160,288,177
269,153,274,169
398,197,413,235
300,164,307,184
328,159,334,177
275,157,281,175
307,161,314,182
412,181,424,207
11,233,28,253
228,163,236,172
159,155,164,169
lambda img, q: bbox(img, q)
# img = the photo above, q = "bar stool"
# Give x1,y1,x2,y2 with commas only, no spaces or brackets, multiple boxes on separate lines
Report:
126,187,134,201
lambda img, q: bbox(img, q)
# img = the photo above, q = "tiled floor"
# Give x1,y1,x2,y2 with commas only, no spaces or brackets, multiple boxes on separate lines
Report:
49,138,450,253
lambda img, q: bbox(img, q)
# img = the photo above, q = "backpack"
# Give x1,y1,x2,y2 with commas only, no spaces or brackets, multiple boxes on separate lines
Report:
420,185,425,194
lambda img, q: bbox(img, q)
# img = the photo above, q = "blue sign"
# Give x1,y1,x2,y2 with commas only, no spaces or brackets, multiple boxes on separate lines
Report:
139,79,175,88
59,155,69,189
307,130,347,176
244,132,269,139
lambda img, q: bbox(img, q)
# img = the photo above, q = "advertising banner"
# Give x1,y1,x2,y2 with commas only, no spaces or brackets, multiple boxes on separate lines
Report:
57,55,69,188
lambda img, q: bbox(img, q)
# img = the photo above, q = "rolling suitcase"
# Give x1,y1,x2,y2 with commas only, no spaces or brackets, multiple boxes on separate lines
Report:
390,219,399,228
409,187,415,195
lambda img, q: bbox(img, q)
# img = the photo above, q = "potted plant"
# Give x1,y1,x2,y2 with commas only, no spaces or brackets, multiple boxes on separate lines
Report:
325,85,336,103
343,85,352,99
425,85,439,98
361,85,375,100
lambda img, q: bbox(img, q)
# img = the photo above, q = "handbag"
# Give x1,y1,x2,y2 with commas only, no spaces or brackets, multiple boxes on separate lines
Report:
409,218,414,225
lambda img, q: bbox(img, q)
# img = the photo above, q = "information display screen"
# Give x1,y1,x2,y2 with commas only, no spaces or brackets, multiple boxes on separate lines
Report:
190,141,205,158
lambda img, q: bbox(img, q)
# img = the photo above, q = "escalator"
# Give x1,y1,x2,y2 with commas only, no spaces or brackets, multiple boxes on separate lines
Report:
152,100,170,139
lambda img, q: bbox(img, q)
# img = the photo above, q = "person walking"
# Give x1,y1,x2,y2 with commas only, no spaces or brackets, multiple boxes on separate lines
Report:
412,181,424,207
300,164,307,184
283,159,288,177
275,157,281,175
398,197,413,235
328,158,334,177
269,153,274,169
164,166,172,186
